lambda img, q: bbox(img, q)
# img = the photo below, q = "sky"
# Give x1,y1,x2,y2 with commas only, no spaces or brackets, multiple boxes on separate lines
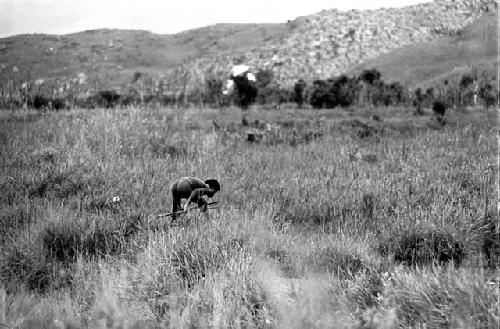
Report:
1,0,433,38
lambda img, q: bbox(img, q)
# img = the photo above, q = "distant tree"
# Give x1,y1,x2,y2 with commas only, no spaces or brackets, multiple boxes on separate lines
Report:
389,82,404,105
131,71,142,84
432,100,446,124
371,80,385,106
360,69,381,85
332,75,357,107
294,79,307,108
414,88,424,115
425,87,435,108
478,82,497,108
97,90,120,108
233,75,257,109
310,79,329,109
459,75,474,89
52,98,67,110
360,69,381,106
459,74,474,105
309,75,357,109
33,94,49,110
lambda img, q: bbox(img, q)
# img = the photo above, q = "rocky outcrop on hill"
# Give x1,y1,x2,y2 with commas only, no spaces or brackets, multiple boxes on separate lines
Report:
174,0,497,91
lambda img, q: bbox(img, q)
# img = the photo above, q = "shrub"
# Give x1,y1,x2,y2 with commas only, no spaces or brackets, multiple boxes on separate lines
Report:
360,69,381,85
310,79,330,109
414,88,424,115
32,94,50,110
233,76,257,109
97,90,120,108
432,100,446,117
52,98,67,110
478,82,497,108
379,229,464,267
309,76,357,109
294,79,307,108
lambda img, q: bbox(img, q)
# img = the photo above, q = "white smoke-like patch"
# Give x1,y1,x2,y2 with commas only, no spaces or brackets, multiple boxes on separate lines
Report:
253,259,356,329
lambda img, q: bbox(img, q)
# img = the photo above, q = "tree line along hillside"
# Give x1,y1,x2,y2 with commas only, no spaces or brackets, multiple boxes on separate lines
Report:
0,0,497,109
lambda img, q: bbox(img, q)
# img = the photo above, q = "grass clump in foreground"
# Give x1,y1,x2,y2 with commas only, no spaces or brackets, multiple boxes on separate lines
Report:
378,228,465,267
0,106,497,328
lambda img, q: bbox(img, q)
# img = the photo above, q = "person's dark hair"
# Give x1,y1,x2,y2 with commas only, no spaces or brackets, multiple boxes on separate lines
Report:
205,179,221,191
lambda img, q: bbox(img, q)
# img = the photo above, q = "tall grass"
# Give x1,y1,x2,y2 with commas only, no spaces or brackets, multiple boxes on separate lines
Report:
0,106,497,328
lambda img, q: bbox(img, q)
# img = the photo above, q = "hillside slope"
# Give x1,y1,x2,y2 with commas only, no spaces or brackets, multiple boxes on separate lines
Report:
350,14,498,87
0,0,497,95
178,0,497,90
0,23,288,89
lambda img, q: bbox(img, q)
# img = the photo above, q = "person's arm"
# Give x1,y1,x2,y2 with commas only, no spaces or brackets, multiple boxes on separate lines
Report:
184,188,210,211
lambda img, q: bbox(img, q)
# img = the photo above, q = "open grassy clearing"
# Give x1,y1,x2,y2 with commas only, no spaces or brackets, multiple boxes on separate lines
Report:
0,105,498,328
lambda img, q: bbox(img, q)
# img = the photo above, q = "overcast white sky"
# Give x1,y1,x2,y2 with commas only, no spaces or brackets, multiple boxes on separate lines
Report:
1,0,432,38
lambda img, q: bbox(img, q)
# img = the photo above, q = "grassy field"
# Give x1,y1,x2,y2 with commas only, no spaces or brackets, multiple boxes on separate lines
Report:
0,105,498,328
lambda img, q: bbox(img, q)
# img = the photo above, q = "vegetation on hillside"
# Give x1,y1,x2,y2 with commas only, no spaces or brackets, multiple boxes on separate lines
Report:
0,1,496,101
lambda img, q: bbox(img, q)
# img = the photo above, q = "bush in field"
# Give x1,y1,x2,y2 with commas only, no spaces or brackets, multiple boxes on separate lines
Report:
479,82,497,108
97,90,120,108
310,79,331,109
360,69,381,105
333,75,357,107
234,76,258,109
413,88,424,115
432,100,446,123
32,94,49,109
294,79,307,108
373,81,405,106
53,97,68,110
256,84,294,105
360,69,381,85
309,75,358,109
379,229,464,267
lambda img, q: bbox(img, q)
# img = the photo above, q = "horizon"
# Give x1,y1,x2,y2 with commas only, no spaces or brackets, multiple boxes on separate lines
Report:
1,0,433,38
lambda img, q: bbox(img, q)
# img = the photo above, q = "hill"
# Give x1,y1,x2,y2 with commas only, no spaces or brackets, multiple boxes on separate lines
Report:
350,14,499,87
0,23,288,91
0,0,497,96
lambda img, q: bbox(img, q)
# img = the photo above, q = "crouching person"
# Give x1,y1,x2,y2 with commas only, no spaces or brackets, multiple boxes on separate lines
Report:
170,177,220,221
